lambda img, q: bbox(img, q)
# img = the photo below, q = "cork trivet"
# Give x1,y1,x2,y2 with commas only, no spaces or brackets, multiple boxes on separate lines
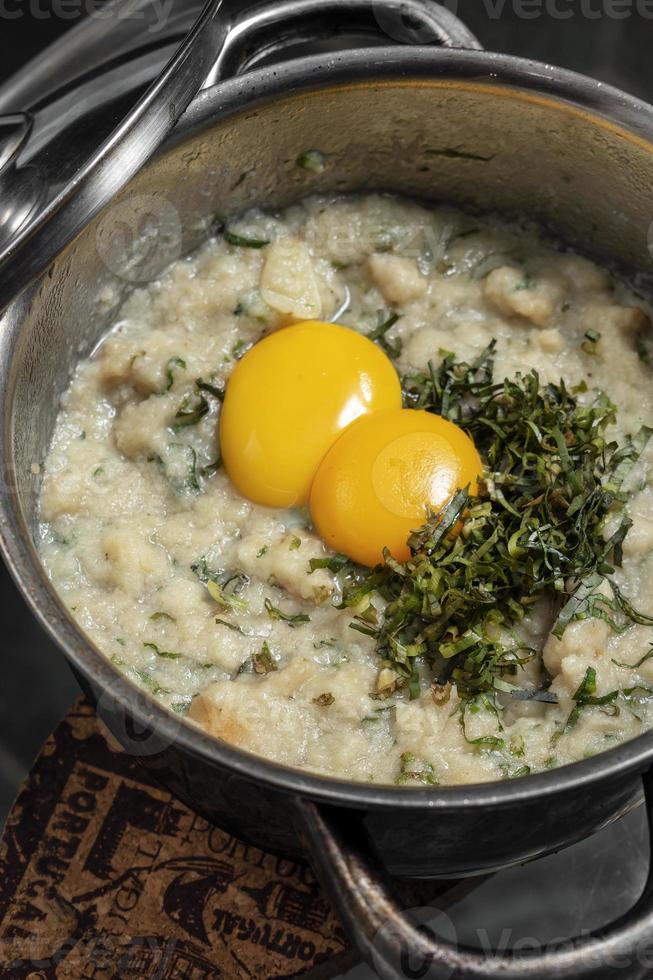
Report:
0,698,484,979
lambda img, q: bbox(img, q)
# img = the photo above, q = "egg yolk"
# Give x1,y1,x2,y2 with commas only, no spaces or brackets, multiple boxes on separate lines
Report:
219,321,402,508
310,409,483,567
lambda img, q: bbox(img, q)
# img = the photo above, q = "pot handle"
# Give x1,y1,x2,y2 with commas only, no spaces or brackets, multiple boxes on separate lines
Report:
296,768,653,979
208,0,482,83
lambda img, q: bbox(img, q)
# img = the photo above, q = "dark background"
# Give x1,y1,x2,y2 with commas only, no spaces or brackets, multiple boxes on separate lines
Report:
1,0,653,826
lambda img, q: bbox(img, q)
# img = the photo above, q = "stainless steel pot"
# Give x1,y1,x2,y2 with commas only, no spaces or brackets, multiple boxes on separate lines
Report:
3,2,653,976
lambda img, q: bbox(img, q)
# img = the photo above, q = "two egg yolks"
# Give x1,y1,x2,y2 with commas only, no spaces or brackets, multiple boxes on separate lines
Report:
220,321,482,567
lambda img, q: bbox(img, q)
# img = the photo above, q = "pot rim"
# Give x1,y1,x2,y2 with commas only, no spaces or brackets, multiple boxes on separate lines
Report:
5,43,653,812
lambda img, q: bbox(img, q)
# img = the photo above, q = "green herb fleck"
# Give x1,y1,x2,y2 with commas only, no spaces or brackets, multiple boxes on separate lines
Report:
395,752,437,785
195,378,225,401
367,311,402,359
314,638,338,649
207,578,249,614
581,330,601,355
612,646,653,670
224,229,270,249
165,356,186,390
172,392,209,430
309,554,351,574
264,598,310,627
554,666,619,742
144,641,182,660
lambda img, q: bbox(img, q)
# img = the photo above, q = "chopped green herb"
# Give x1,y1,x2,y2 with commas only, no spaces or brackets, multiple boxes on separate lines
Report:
395,751,437,785
264,598,310,627
309,554,351,574
254,641,277,674
501,763,531,779
554,666,620,742
172,392,209,430
157,443,200,495
289,536,302,551
224,229,270,249
191,557,223,584
135,670,170,696
207,578,249,614
367,311,402,358
232,339,251,360
165,356,186,390
150,611,176,623
581,330,601,355
144,641,182,660
612,646,653,670
201,457,222,478
256,546,269,558
195,378,225,401
345,343,652,724
216,618,248,634
511,689,558,704
170,700,192,715
93,467,104,477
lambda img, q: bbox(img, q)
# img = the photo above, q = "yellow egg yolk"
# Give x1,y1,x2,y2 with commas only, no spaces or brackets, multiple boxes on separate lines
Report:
219,321,402,508
310,409,483,567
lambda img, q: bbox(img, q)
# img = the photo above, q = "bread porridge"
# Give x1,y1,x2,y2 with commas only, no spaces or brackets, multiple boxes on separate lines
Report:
38,194,653,786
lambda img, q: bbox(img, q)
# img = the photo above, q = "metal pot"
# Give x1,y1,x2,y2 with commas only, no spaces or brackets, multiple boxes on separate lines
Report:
3,2,653,976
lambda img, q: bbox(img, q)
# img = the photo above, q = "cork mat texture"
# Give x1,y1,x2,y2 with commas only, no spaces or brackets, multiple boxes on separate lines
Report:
0,699,354,978
0,699,473,979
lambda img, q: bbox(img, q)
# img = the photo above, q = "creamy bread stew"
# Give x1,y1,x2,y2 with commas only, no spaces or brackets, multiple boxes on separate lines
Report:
39,194,653,786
